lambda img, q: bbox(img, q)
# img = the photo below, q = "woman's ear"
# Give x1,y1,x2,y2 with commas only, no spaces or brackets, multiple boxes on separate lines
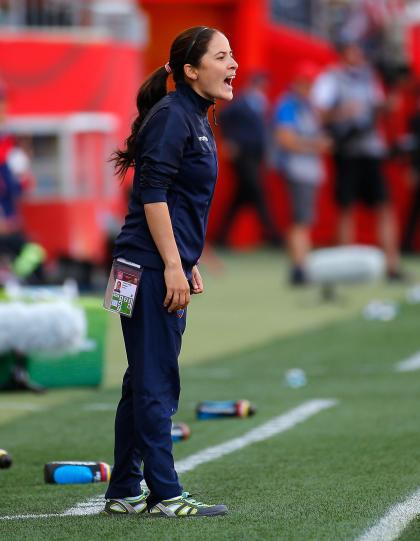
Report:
184,64,199,81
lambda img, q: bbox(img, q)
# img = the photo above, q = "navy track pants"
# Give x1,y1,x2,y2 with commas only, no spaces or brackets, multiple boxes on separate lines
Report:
105,268,185,506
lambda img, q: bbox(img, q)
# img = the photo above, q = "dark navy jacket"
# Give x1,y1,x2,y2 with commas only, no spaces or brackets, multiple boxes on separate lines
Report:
113,82,218,278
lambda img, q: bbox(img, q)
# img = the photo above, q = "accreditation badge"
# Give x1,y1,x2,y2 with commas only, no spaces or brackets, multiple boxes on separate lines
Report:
103,258,143,318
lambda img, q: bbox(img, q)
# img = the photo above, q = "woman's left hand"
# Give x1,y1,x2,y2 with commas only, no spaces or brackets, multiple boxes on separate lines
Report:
191,265,204,294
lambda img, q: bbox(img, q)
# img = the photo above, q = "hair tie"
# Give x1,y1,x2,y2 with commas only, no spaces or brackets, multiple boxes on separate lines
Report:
164,62,172,74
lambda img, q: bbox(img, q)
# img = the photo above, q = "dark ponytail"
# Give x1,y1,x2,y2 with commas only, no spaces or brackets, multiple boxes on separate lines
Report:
112,66,169,179
112,26,218,179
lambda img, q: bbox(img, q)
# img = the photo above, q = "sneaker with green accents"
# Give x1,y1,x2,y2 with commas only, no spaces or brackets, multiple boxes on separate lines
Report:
148,491,228,517
103,489,150,516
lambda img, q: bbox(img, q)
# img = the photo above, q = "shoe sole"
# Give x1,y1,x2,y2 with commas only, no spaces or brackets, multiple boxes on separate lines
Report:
146,506,229,518
146,513,228,518
101,511,147,517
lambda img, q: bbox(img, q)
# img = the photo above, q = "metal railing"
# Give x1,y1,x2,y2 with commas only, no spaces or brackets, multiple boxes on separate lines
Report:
0,0,148,44
269,0,347,38
269,0,408,42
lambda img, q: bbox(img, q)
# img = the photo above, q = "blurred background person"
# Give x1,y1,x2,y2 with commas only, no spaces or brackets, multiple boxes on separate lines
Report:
272,62,331,285
0,80,44,286
215,72,280,247
336,0,406,77
312,37,403,280
0,81,24,236
401,85,420,253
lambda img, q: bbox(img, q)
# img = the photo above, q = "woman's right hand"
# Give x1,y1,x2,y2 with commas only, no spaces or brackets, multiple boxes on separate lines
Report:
163,264,191,313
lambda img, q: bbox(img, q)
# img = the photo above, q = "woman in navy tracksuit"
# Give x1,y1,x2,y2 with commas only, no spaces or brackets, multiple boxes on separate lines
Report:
104,26,238,517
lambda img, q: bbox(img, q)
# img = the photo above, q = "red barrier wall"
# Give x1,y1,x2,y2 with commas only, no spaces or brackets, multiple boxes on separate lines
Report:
0,34,141,139
0,33,142,261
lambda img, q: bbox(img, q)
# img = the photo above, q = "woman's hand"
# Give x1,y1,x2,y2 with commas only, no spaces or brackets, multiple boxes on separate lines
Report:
143,203,190,313
164,264,191,312
191,265,204,294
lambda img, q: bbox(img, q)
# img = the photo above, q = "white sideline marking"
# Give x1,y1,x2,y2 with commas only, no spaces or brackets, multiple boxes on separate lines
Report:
395,351,420,372
0,514,56,520
0,498,106,520
62,497,105,517
176,399,337,474
356,488,420,541
0,399,337,521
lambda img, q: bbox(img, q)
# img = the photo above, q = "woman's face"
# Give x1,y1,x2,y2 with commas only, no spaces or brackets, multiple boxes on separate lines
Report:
186,32,238,101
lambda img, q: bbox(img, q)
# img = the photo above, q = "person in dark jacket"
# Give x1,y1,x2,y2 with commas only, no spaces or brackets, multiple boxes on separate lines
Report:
215,72,279,245
104,26,237,518
402,91,420,252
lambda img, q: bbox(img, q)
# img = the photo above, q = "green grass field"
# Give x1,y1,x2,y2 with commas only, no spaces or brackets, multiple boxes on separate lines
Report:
1,251,420,541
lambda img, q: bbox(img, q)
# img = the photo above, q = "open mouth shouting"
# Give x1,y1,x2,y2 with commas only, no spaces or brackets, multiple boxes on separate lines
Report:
224,74,235,88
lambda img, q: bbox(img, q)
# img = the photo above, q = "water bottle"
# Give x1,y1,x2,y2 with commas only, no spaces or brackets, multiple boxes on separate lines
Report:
0,449,12,469
44,461,111,484
196,400,256,419
171,422,190,442
285,368,307,389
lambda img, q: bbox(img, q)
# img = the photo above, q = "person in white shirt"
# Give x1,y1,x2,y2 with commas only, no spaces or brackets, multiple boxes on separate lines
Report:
312,38,402,280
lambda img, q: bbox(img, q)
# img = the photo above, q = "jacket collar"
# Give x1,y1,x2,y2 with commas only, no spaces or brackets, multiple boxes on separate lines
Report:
176,81,214,116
